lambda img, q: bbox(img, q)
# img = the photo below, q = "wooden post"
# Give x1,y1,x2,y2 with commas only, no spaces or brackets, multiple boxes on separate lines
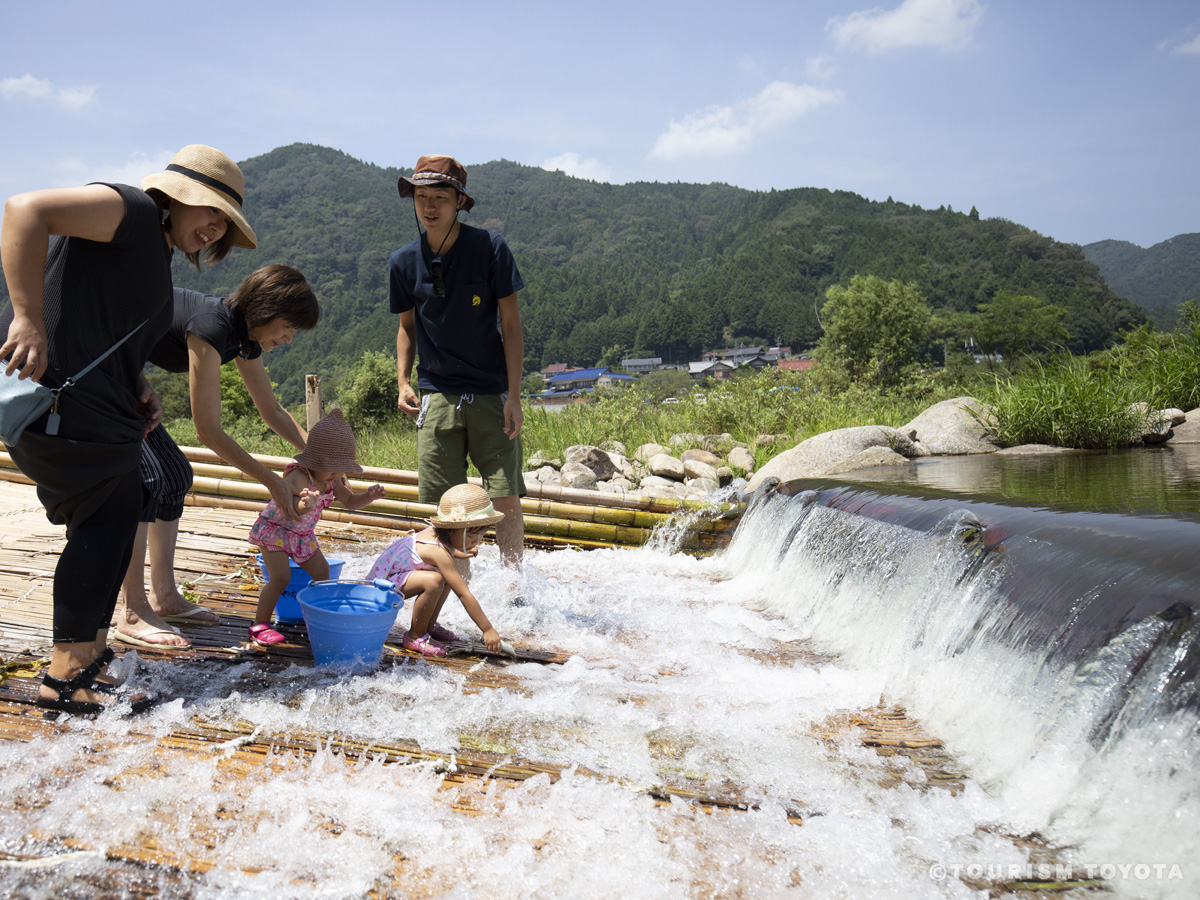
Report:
305,374,323,430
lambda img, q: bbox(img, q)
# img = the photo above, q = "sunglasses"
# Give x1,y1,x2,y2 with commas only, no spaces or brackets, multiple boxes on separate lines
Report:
431,258,445,297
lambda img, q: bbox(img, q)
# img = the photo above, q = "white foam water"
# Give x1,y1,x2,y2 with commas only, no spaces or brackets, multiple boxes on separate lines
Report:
0,497,1194,898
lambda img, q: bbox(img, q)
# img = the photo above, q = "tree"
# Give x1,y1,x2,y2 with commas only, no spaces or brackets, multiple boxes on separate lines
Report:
971,291,1068,359
634,369,694,403
337,350,400,427
818,276,931,383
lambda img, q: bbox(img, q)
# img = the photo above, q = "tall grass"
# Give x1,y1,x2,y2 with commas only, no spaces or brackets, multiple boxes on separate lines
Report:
981,356,1153,449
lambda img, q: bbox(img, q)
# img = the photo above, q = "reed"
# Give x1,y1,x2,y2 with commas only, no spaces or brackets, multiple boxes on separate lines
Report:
982,355,1154,449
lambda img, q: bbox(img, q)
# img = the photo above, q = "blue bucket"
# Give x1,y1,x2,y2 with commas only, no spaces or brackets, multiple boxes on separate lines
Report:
256,554,345,624
298,579,402,668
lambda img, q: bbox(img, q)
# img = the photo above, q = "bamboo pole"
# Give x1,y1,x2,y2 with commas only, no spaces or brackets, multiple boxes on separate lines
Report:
0,447,740,551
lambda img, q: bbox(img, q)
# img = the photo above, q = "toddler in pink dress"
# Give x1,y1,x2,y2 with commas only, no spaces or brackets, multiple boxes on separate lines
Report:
247,410,384,646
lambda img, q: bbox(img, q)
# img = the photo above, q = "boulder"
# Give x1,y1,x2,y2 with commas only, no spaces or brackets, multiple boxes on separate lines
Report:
824,446,913,474
681,448,722,468
1169,409,1200,444
559,461,598,490
683,458,718,482
668,433,705,450
639,474,682,490
600,439,627,457
685,476,720,494
634,442,670,463
746,425,919,493
564,445,619,481
899,397,1000,455
727,447,755,472
649,453,686,481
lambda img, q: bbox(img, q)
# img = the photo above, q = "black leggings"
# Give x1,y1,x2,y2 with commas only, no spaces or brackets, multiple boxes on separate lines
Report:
53,466,143,643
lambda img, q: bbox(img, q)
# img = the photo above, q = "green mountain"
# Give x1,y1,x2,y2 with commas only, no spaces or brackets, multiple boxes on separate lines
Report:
1082,234,1200,329
1,143,1145,404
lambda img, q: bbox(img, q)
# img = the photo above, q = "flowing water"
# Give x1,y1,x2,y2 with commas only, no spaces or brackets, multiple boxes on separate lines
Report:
1,469,1197,898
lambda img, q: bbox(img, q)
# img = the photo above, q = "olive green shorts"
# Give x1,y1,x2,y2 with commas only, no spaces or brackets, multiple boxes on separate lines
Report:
415,391,526,504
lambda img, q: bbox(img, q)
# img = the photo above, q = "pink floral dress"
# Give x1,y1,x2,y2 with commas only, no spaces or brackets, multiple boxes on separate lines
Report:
248,463,335,563
367,533,439,589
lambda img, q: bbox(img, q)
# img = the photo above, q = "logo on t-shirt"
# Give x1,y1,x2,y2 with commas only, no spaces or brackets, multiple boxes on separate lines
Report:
472,294,481,306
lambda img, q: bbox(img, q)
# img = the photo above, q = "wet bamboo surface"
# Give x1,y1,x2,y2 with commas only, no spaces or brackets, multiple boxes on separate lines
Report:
0,480,1088,897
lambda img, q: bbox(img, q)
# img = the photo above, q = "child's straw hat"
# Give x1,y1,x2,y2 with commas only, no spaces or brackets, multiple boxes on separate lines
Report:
429,483,505,528
293,410,363,475
141,144,257,248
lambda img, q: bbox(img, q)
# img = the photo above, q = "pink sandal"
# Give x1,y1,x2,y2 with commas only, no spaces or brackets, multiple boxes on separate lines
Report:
427,622,460,643
401,632,447,658
249,623,286,647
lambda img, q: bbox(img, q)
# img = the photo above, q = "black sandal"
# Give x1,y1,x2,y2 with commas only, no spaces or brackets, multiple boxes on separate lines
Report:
37,668,109,717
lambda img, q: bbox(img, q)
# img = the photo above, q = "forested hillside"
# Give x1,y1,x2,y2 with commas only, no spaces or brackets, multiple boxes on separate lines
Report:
0,143,1145,404
1083,234,1200,329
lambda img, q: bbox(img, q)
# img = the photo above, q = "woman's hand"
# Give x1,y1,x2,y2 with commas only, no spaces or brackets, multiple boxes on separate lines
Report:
267,471,302,520
1,312,48,381
481,627,501,653
136,374,163,437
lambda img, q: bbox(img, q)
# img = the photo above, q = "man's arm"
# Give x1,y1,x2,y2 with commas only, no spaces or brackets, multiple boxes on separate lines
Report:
395,309,419,417
497,292,524,439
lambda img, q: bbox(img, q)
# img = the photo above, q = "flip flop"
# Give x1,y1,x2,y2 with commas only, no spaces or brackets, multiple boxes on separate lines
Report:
161,603,220,625
112,625,191,650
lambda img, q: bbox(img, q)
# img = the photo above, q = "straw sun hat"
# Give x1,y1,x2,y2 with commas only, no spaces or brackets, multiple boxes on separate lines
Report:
141,144,257,248
293,410,363,475
429,483,505,528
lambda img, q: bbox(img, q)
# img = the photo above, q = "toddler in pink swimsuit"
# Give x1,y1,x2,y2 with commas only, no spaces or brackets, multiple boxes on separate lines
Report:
368,483,505,657
247,410,384,646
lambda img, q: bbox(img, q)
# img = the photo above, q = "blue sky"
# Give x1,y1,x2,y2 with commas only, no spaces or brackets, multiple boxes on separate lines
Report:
1,0,1197,248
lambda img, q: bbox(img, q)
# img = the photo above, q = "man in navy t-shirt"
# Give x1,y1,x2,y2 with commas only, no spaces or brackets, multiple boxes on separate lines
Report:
388,155,526,565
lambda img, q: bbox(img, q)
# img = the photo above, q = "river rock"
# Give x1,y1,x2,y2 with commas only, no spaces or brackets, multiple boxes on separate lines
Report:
716,466,734,487
524,465,561,486
681,448,722,468
527,450,561,470
649,453,686,480
559,461,598,490
597,477,634,494
683,458,718,482
600,440,627,457
900,397,1000,455
727,447,755,472
634,442,670,463
685,476,719,494
824,446,913,474
746,425,919,493
564,445,620,481
756,434,788,447
1169,409,1200,443
669,433,705,451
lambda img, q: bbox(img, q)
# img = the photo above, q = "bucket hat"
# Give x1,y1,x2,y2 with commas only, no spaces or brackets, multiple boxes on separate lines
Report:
142,144,257,249
397,155,475,212
429,483,505,528
293,410,363,475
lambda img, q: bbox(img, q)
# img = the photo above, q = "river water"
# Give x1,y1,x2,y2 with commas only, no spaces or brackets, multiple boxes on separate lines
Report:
0,452,1196,898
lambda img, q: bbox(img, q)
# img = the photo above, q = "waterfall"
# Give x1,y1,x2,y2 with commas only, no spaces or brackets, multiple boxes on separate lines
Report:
721,483,1200,879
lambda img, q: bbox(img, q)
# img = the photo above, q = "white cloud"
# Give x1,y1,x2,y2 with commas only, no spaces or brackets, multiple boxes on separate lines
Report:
827,0,984,54
52,151,175,188
541,152,614,182
806,56,835,80
1170,33,1200,55
649,82,842,161
0,73,97,111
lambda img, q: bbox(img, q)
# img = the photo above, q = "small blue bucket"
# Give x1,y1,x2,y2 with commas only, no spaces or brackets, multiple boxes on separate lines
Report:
256,554,345,624
298,579,403,668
